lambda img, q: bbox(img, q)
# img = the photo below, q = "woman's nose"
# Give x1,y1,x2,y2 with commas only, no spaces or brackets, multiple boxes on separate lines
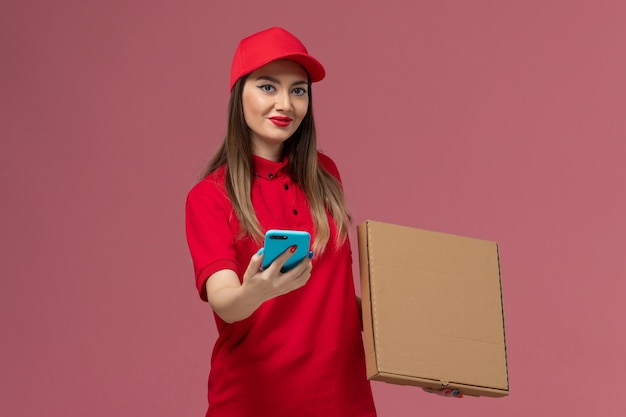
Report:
275,91,293,111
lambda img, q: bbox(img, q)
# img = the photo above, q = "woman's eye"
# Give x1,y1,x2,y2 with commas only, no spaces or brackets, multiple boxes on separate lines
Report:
258,84,275,93
292,87,307,96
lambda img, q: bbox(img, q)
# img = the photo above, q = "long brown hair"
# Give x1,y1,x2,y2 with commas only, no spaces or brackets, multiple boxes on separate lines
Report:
203,75,350,253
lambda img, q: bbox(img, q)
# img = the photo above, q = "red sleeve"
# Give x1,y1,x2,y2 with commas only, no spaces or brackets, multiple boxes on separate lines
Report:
317,151,343,183
185,172,240,301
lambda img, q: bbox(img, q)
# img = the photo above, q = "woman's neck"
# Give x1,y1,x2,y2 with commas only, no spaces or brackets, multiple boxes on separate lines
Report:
251,142,284,162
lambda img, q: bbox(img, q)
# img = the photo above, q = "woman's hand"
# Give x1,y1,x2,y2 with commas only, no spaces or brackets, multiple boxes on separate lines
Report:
422,387,464,398
205,246,312,323
242,246,313,301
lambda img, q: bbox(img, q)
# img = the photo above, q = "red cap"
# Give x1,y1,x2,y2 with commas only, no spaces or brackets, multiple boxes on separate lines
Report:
229,27,326,91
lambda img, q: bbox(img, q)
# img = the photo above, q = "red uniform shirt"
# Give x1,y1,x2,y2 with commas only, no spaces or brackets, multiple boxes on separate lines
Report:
186,152,377,417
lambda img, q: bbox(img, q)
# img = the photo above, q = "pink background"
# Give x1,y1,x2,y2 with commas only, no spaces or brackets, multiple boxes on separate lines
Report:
2,1,625,415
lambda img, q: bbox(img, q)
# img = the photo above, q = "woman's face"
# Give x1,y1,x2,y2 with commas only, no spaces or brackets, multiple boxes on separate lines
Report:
242,59,309,160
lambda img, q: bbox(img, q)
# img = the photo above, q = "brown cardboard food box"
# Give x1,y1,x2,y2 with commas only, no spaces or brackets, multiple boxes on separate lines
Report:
357,220,509,397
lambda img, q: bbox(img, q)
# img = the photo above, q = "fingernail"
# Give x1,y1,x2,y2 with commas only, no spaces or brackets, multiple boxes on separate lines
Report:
308,250,314,259
290,246,297,253
257,248,264,256
444,389,452,395
452,390,460,396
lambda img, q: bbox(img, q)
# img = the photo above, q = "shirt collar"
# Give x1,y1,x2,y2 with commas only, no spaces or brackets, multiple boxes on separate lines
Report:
252,155,289,180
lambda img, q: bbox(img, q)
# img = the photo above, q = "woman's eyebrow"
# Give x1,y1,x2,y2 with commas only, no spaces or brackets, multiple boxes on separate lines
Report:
255,75,308,86
255,75,280,83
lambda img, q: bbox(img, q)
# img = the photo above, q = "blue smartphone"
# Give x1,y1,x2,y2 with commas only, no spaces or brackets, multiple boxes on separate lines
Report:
261,230,311,272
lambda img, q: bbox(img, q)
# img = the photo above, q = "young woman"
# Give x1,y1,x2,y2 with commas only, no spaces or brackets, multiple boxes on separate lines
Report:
185,27,378,416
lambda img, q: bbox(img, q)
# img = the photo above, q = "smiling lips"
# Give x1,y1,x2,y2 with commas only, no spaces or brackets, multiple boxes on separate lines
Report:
269,116,292,127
